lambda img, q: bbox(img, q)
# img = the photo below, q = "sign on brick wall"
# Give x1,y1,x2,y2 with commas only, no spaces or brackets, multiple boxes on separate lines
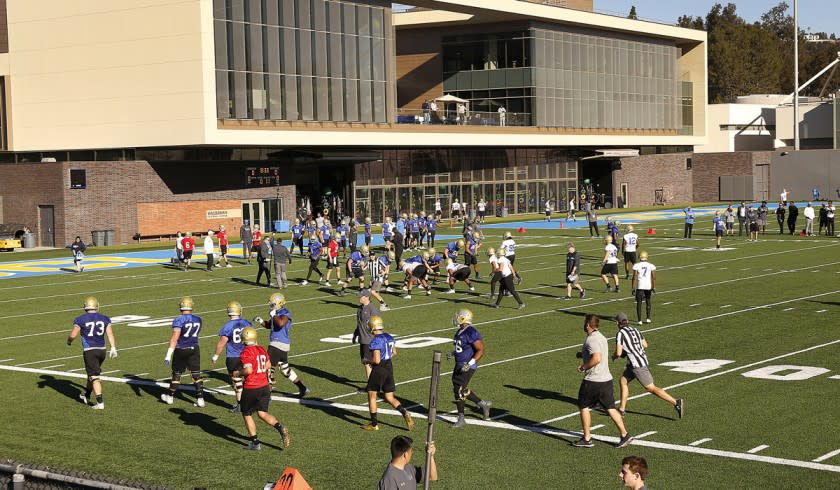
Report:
206,209,242,220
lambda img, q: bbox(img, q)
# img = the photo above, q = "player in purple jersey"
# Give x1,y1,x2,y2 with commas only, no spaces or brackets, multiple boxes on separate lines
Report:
252,293,309,397
67,296,117,410
447,309,492,428
713,211,726,250
161,297,205,407
213,300,252,413
364,217,373,247
360,316,414,432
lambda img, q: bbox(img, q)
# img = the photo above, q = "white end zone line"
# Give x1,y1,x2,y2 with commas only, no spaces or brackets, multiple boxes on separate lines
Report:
2,363,840,474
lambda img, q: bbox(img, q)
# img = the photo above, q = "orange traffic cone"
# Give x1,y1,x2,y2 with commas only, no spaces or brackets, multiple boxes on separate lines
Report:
518,226,526,233
273,467,313,490
647,227,656,235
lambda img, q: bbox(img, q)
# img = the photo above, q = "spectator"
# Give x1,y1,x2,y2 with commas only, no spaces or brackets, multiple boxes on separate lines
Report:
378,436,437,490
804,202,815,236
587,206,599,237
787,202,799,235
270,236,292,289
203,230,215,271
775,202,786,235
71,236,87,273
256,236,272,287
737,202,747,237
498,106,506,126
827,200,836,236
240,221,252,264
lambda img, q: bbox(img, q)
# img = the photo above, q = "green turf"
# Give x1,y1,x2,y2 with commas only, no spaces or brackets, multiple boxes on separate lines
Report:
1,218,839,489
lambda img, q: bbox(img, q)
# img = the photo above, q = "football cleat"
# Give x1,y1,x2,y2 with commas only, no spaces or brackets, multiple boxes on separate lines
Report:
451,416,467,429
227,300,242,317
645,318,652,324
360,423,380,431
324,281,332,287
478,400,492,420
300,280,309,286
160,393,174,405
242,327,258,346
675,399,684,419
179,296,194,311
403,294,412,300
403,412,415,431
91,403,105,410
278,425,291,447
616,434,634,448
446,289,456,294
269,292,286,309
83,296,99,312
194,397,205,408
572,438,594,448
244,441,262,451
469,286,475,291
379,304,390,311
78,394,89,405
229,404,241,414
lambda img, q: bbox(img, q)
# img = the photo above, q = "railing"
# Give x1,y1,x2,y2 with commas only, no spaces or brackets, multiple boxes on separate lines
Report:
395,109,532,127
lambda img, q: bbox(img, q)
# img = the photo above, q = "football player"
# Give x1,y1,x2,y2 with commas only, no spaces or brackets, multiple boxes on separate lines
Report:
408,214,420,250
445,258,475,294
360,316,415,432
492,249,524,309
181,232,195,271
564,243,585,299
253,293,309,397
713,211,726,249
631,251,656,324
400,255,431,299
500,231,520,282
364,217,373,248
601,236,620,293
320,218,332,246
464,231,481,279
291,219,305,256
212,300,252,413
426,214,437,248
336,220,349,256
67,296,117,410
446,239,464,262
161,297,205,407
487,248,501,299
622,225,640,280
448,309,492,428
300,238,325,286
382,217,393,251
338,245,369,296
217,225,232,267
324,236,341,287
425,247,443,284
238,327,291,450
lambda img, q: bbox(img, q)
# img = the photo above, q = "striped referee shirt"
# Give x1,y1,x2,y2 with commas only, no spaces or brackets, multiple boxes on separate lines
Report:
615,326,649,368
370,257,387,283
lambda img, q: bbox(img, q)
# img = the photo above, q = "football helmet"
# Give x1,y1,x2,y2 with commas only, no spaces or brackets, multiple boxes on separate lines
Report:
495,249,504,258
626,225,634,233
615,220,621,227
605,236,613,244
428,248,436,256
423,252,430,260
388,251,396,261
227,300,242,316
452,308,473,327
401,213,408,219
457,239,465,248
269,293,286,309
294,218,300,224
242,327,258,346
368,315,384,333
361,245,370,255
446,258,454,266
83,296,99,311
179,296,194,311
504,232,512,239
185,231,192,237
486,247,496,257
472,232,481,239
385,217,391,223
639,250,649,261
365,217,371,223
310,220,317,227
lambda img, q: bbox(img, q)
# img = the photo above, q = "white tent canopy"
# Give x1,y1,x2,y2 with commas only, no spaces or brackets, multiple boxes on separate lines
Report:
434,93,468,103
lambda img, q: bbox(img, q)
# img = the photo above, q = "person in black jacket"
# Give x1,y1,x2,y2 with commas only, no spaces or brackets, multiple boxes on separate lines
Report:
256,236,272,287
71,236,87,273
787,202,799,235
775,201,786,234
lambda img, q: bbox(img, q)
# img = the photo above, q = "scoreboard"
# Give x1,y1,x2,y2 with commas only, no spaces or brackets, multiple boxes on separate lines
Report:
246,166,280,186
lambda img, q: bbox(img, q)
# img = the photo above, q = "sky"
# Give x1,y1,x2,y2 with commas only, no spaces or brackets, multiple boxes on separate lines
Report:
393,2,837,36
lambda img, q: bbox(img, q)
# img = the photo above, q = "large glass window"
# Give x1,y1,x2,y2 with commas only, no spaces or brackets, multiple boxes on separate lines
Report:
214,0,391,123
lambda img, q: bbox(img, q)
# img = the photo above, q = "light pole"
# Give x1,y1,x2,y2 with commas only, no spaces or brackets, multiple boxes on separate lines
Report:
793,0,799,151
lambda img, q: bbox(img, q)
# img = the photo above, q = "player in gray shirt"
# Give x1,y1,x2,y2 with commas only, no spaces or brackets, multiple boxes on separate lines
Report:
573,314,632,448
353,289,381,380
379,436,437,490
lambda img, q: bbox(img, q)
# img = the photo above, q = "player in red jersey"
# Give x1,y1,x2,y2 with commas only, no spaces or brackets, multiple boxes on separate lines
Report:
251,225,263,260
181,232,196,271
239,327,291,451
217,225,232,268
324,236,342,287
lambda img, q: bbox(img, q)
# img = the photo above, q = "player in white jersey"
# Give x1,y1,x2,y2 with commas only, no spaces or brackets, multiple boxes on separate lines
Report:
622,225,640,280
499,232,521,282
600,236,620,293
631,251,657,324
486,248,501,299
445,259,475,293
492,250,524,309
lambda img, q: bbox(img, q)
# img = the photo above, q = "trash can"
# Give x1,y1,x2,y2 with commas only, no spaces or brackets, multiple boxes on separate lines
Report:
91,230,105,247
22,232,36,248
273,220,290,233
498,207,508,218
104,230,116,246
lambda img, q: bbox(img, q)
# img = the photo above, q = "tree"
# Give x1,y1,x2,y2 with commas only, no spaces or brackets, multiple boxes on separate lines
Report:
627,6,638,20
677,14,705,30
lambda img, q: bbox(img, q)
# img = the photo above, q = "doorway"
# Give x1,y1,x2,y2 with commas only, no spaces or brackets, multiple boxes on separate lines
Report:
38,205,55,247
620,182,629,208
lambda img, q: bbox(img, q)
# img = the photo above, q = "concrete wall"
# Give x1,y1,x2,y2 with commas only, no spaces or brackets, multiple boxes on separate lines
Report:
614,153,693,207
770,149,840,203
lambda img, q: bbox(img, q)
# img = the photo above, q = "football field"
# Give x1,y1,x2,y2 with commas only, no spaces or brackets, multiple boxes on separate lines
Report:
1,212,839,489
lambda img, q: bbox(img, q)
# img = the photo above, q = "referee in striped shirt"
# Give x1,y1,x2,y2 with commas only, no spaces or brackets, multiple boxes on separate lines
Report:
612,312,684,419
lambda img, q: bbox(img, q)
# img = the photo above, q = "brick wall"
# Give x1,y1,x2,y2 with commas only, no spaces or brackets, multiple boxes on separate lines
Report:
0,162,64,244
614,153,693,207
137,200,244,236
691,152,755,202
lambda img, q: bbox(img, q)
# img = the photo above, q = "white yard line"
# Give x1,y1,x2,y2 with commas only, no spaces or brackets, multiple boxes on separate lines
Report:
690,438,713,446
748,445,770,454
635,431,658,439
813,448,840,463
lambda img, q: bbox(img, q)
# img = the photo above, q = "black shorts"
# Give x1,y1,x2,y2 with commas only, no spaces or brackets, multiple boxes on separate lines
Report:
577,379,616,410
716,229,724,237
226,356,243,374
340,239,347,248
601,263,618,275
327,256,338,269
384,236,392,243
635,289,653,302
749,223,758,232
183,250,193,260
268,345,289,366
464,253,477,266
251,244,261,252
452,365,476,388
478,211,486,218
453,268,470,281
172,347,200,373
240,385,271,416
624,251,637,264
359,343,372,362
412,265,427,279
507,254,515,265
348,266,364,278
220,244,228,254
545,211,551,216
366,361,395,393
83,349,106,377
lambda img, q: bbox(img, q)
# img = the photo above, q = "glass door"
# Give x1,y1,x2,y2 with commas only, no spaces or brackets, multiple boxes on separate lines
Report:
241,200,266,231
